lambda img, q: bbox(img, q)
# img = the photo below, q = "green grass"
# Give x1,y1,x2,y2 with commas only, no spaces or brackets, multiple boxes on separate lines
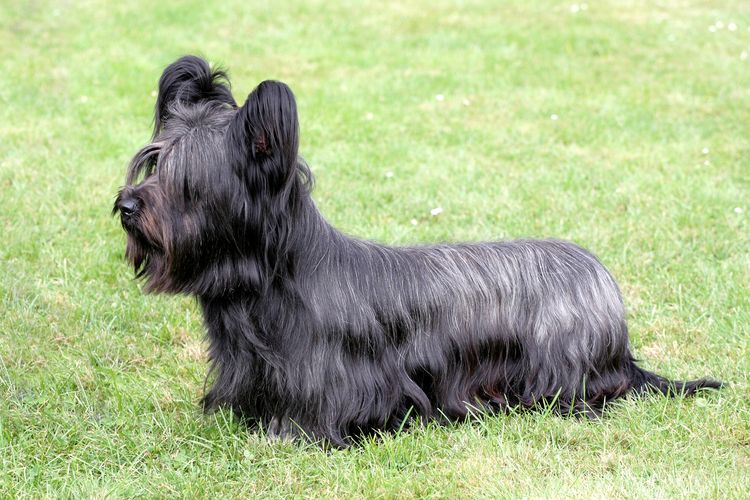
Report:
1,0,749,496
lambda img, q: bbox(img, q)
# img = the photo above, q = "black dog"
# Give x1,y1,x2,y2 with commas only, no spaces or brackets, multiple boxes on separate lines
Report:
114,55,721,446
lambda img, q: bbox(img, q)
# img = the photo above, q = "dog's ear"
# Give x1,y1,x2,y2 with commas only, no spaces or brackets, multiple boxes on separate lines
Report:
227,80,300,191
154,55,236,137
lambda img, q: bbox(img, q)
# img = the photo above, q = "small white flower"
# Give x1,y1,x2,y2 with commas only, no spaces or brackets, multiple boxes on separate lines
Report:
708,25,717,33
728,22,737,31
365,112,374,121
79,95,89,103
385,171,394,178
462,98,471,106
550,114,559,121
435,94,445,102
741,50,748,61
410,219,418,225
734,207,743,214
715,21,724,29
430,207,443,216
570,4,580,14
703,160,711,166
150,90,158,97
702,147,710,154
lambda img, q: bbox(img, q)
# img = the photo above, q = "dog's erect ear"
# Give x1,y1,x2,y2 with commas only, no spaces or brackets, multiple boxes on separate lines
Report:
153,55,236,137
227,80,300,190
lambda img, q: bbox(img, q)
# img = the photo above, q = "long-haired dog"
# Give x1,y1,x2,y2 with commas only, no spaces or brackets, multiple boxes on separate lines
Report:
114,56,721,447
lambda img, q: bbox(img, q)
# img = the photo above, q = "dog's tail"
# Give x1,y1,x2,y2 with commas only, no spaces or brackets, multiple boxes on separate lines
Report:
628,360,723,397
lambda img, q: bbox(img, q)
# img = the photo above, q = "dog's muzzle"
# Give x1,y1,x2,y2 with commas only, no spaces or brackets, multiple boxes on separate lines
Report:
117,197,139,227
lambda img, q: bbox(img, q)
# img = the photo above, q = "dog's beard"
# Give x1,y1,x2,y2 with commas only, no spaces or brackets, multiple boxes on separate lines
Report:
119,212,178,294
125,235,152,276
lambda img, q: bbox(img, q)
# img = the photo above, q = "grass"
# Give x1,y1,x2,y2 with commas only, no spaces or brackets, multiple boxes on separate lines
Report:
1,0,749,496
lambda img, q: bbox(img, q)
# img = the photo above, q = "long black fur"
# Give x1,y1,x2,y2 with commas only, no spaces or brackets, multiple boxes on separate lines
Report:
114,56,722,447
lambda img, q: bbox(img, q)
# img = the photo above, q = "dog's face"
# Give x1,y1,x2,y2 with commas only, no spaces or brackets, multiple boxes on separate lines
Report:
114,56,305,295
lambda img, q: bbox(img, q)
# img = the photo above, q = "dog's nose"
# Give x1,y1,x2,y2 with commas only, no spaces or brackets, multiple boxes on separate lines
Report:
119,198,138,217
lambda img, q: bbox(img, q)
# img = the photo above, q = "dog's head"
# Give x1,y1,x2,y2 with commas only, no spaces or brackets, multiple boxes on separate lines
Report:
114,55,310,295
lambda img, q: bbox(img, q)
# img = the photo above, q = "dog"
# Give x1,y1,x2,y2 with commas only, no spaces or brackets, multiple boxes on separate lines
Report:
114,55,721,446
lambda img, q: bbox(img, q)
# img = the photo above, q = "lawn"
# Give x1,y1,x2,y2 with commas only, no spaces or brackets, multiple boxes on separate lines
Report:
1,0,749,497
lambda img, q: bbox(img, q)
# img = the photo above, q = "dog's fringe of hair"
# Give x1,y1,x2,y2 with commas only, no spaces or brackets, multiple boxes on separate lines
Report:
115,56,723,447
